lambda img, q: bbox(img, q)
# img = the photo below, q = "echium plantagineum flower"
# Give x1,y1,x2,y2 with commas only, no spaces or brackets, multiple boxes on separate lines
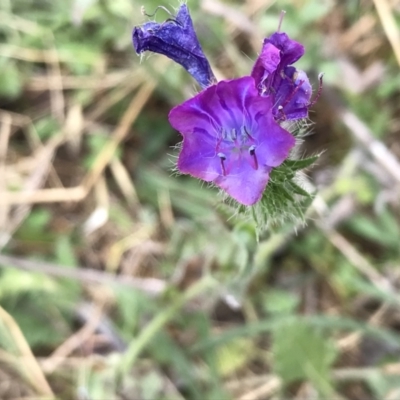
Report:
133,4,321,207
251,32,314,121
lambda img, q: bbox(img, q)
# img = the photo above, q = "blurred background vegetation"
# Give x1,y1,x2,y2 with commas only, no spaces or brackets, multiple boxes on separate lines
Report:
1,0,400,399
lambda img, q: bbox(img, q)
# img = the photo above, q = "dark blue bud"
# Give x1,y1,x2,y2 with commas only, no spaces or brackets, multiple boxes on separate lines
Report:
133,5,215,89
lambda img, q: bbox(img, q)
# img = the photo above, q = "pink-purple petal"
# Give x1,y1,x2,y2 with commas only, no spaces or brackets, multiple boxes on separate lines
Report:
255,124,296,168
177,130,220,181
251,43,281,89
266,32,304,66
169,96,218,136
215,164,272,206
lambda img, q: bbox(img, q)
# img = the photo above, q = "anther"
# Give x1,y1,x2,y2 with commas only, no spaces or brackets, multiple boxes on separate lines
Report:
218,153,227,176
276,105,286,122
307,72,324,108
221,128,227,140
243,126,254,140
141,5,174,18
282,79,305,109
248,145,258,170
141,5,180,26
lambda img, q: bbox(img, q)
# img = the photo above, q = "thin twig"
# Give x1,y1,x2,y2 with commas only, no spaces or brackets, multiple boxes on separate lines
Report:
41,302,105,374
0,80,156,206
372,0,400,67
0,254,166,296
0,306,54,397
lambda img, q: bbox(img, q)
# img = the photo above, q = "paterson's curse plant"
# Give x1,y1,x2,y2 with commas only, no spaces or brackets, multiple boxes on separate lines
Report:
133,4,322,229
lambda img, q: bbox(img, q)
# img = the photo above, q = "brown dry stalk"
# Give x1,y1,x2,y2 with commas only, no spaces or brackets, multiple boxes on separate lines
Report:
0,112,11,233
0,306,54,397
0,254,166,295
41,303,105,374
82,80,157,189
0,80,156,206
373,0,400,67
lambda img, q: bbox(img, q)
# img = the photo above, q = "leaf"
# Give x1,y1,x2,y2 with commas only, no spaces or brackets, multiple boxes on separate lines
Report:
287,181,313,198
272,320,337,385
215,338,254,377
284,155,319,171
262,289,299,315
367,372,400,400
0,60,23,98
55,235,78,267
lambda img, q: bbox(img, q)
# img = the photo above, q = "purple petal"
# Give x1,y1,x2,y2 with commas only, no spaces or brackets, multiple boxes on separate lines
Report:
272,67,312,120
251,42,280,91
215,164,272,206
215,78,254,127
266,32,304,66
169,85,219,134
132,5,215,88
177,128,220,181
254,118,296,167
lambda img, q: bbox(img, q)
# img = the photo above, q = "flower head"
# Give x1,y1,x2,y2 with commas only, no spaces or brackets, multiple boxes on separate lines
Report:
133,5,215,88
169,76,295,205
251,32,312,120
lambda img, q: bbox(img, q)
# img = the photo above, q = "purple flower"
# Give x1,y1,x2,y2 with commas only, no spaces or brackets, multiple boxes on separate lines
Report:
133,5,215,89
169,76,295,205
251,32,312,120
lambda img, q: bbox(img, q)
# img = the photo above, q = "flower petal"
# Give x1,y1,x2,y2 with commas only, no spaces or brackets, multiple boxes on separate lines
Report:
272,67,312,120
251,42,281,90
177,127,220,181
132,4,215,88
169,85,219,135
215,163,272,206
255,121,296,167
266,32,304,66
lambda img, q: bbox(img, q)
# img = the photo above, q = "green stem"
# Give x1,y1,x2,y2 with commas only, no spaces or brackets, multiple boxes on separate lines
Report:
119,276,216,376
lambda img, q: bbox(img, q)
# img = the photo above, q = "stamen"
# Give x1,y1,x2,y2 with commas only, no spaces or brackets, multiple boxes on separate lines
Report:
277,10,286,32
231,128,237,140
221,128,227,140
307,72,324,108
249,145,258,170
281,79,305,109
218,153,227,176
276,105,286,122
141,5,180,26
141,5,174,18
243,126,254,140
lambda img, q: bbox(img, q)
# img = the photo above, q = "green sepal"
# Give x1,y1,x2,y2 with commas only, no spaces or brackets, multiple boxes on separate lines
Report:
230,154,319,235
283,155,319,171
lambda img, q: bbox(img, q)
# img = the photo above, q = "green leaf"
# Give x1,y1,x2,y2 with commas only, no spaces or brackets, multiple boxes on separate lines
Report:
215,338,254,377
284,155,319,171
262,289,299,315
367,372,400,400
287,181,313,198
55,235,78,267
0,60,23,98
272,320,337,385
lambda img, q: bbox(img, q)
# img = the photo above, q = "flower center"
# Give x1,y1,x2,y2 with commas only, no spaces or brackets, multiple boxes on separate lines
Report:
216,125,258,175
